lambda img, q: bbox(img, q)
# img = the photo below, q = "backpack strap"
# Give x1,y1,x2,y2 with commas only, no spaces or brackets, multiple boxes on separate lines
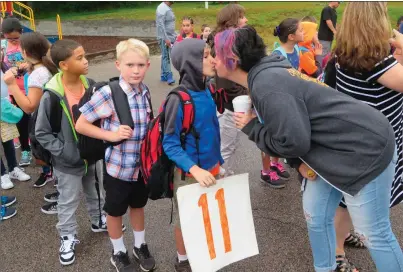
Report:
299,46,310,53
273,46,287,58
46,90,62,133
108,78,134,129
167,86,200,179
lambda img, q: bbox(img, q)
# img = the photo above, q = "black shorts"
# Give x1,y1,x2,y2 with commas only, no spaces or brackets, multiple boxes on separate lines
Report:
103,170,149,217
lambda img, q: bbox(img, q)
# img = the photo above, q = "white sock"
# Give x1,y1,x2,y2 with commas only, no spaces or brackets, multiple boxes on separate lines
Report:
133,230,145,248
110,236,126,254
177,252,188,262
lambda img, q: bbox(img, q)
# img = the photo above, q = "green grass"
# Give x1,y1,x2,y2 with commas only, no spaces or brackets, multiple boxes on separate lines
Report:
38,2,403,47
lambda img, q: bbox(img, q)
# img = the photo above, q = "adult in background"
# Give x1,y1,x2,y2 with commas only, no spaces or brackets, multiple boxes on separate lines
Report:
324,2,403,271
317,1,339,67
156,1,176,85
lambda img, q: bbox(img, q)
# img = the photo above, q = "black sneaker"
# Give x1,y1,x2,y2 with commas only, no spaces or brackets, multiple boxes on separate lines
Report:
111,251,135,272
270,162,291,180
1,196,17,207
59,234,80,266
260,170,287,189
34,173,54,188
44,191,59,203
133,243,156,271
91,215,127,233
174,258,192,272
41,202,58,215
1,206,17,220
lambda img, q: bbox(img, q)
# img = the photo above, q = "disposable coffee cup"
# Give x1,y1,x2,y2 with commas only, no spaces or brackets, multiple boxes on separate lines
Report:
232,95,252,114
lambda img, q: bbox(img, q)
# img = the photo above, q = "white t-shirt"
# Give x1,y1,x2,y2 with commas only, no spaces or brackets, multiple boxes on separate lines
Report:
28,66,52,91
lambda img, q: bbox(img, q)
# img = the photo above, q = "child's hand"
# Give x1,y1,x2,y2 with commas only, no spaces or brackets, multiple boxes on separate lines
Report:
189,165,216,187
314,43,323,56
4,69,17,86
110,125,132,142
298,163,317,181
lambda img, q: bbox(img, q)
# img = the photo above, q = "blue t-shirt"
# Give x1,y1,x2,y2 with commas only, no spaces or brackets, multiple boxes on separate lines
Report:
273,49,300,70
399,22,403,34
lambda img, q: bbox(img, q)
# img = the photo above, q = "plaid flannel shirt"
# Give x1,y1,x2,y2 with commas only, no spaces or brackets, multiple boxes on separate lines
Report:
80,77,151,182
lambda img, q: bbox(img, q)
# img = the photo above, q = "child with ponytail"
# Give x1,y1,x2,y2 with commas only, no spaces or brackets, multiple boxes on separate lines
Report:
4,32,59,188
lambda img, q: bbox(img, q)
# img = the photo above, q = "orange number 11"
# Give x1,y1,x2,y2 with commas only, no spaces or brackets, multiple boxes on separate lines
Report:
198,188,232,260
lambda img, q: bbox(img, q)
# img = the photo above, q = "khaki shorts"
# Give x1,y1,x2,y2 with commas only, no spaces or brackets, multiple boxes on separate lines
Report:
173,170,198,228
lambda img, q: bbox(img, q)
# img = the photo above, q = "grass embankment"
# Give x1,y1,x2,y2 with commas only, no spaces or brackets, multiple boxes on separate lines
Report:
38,2,403,47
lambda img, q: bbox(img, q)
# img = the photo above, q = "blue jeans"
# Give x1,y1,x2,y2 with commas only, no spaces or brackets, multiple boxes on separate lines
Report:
302,152,403,272
158,39,172,78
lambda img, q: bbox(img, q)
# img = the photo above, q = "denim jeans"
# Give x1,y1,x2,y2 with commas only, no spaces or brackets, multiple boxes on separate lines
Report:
158,39,172,78
1,140,18,176
302,151,403,272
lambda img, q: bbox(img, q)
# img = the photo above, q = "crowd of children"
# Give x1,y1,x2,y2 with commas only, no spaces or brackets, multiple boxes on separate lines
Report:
1,2,403,272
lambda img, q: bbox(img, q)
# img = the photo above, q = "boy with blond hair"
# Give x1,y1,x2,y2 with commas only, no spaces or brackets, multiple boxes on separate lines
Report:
75,39,155,272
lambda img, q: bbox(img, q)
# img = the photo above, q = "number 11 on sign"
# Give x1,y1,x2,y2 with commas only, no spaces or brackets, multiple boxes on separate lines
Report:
198,188,232,260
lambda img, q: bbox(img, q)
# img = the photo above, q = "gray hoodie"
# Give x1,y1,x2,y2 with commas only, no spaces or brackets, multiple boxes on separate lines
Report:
35,73,91,176
243,55,395,196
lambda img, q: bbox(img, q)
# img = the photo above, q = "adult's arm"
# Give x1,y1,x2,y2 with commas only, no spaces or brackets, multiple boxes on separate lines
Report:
242,91,311,158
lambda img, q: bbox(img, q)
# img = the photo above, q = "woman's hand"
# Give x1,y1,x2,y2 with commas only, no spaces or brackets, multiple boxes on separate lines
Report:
234,112,256,129
298,163,317,181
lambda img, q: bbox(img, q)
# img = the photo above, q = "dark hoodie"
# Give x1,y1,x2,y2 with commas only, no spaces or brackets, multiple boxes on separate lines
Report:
162,39,224,173
243,55,395,196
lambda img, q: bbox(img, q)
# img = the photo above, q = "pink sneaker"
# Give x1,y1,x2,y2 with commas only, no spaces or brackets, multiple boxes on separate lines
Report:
270,162,290,180
260,170,286,189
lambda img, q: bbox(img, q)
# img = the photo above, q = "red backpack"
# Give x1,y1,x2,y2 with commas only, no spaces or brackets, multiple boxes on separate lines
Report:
140,86,198,200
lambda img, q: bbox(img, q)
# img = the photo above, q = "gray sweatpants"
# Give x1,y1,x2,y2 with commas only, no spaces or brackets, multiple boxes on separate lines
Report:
217,109,241,173
54,160,105,237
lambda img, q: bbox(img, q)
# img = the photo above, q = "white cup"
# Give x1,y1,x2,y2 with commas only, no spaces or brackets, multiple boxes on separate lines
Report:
232,95,252,114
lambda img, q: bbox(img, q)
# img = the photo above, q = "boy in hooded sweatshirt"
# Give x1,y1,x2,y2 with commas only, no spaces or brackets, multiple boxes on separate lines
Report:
298,17,323,78
163,38,223,272
35,40,105,266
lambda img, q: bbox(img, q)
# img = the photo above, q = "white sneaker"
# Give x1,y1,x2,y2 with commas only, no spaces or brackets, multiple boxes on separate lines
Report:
59,234,80,266
1,174,14,190
9,167,31,181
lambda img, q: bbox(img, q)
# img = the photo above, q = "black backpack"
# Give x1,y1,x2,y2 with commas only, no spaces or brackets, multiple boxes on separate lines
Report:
29,91,62,166
72,77,139,164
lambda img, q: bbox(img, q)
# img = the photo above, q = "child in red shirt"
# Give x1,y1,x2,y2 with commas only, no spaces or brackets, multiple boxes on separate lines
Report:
175,16,200,43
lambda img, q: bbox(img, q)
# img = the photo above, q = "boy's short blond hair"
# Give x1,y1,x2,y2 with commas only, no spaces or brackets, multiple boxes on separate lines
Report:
116,39,150,60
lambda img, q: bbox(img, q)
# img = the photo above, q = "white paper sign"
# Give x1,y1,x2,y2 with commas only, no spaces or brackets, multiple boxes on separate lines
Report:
177,173,259,272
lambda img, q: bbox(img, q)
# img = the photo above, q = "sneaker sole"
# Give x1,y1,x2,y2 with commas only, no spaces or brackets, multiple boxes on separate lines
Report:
44,197,58,203
260,179,286,189
60,256,75,266
133,249,156,272
111,257,135,272
2,197,17,207
10,175,31,182
41,208,58,215
19,162,31,167
1,184,14,190
91,224,126,233
33,179,50,188
2,209,17,220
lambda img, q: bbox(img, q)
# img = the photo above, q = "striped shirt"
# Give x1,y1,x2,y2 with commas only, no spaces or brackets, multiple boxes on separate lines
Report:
80,77,151,182
335,55,403,207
